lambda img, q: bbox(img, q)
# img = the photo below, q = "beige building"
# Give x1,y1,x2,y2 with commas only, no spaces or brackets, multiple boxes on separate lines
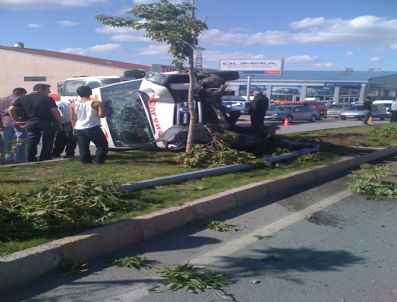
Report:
0,44,151,96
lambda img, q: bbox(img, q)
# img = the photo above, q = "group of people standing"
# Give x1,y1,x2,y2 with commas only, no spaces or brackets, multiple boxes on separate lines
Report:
0,84,108,165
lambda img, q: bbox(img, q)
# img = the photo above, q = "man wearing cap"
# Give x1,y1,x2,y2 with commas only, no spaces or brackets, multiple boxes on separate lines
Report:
249,90,269,134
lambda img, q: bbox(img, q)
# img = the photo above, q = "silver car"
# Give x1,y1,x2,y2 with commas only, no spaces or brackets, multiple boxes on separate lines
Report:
326,103,350,118
339,104,388,120
265,104,319,122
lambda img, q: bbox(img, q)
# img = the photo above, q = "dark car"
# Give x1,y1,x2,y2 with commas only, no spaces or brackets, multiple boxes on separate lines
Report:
265,104,319,122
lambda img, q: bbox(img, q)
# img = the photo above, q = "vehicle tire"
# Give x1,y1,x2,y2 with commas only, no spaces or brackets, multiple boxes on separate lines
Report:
381,117,385,121
287,115,293,123
309,115,317,122
340,116,346,120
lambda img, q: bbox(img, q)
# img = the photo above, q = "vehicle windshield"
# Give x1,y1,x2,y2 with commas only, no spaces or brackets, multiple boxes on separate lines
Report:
269,105,289,111
100,80,154,148
348,105,364,110
327,104,344,109
62,80,87,96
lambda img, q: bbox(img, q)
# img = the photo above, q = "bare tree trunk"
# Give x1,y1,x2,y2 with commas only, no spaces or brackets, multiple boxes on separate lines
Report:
186,54,196,152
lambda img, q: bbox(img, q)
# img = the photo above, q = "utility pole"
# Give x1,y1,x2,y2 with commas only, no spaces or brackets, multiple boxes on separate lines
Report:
186,0,197,152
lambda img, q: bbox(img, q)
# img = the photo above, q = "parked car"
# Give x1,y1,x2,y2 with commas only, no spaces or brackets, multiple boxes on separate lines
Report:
271,101,326,119
265,104,319,122
305,101,327,119
326,103,350,118
339,104,388,120
221,95,248,114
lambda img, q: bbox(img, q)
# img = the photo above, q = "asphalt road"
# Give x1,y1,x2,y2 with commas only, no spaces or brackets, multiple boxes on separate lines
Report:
2,156,397,302
238,115,390,134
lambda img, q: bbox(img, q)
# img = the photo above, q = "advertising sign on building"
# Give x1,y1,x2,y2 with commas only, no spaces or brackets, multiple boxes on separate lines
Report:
220,59,284,75
324,82,362,88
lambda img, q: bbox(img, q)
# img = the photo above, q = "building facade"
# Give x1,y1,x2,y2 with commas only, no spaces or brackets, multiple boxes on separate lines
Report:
0,45,150,96
226,70,397,103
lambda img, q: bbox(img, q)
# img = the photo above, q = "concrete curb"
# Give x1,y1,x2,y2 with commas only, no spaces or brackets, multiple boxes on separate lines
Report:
1,146,397,289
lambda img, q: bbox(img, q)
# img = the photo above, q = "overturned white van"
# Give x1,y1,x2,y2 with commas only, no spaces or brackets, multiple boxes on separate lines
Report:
89,71,277,151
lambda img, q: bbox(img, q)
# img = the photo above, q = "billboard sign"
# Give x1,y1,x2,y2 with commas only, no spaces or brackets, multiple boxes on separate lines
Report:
324,82,361,88
220,59,283,75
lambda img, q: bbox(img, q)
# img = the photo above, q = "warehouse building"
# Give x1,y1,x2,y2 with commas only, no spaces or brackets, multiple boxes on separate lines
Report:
0,43,150,96
226,70,397,103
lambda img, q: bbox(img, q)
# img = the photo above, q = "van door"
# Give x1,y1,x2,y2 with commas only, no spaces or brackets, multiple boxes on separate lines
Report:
98,80,156,149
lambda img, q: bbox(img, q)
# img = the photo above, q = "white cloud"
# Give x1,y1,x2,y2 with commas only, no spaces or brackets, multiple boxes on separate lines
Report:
390,43,397,49
285,55,319,63
136,44,169,56
345,51,353,57
200,29,248,45
312,62,335,68
199,15,397,46
290,17,325,29
59,43,122,55
96,25,136,34
89,44,122,53
369,56,381,62
96,26,149,42
59,47,87,55
27,23,41,28
95,15,397,49
0,0,105,10
110,34,149,42
57,20,79,27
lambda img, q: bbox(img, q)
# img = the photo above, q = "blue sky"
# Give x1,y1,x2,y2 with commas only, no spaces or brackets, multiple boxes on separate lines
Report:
1,0,397,71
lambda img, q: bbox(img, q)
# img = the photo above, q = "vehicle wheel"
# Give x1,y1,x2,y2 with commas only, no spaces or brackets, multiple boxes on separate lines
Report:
357,117,362,121
340,116,346,120
309,115,317,122
381,117,385,121
287,116,293,123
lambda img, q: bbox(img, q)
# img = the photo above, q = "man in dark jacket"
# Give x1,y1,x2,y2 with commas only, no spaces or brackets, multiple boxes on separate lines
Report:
249,90,269,134
363,96,372,124
9,83,62,162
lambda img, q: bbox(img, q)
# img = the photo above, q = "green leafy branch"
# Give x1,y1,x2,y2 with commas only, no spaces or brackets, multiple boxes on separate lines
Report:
154,263,234,293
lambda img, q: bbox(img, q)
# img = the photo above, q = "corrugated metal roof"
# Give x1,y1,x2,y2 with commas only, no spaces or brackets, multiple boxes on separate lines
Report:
0,45,151,71
237,70,397,82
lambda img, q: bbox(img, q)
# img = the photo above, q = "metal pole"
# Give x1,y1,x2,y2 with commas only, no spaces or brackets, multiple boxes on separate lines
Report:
246,75,252,101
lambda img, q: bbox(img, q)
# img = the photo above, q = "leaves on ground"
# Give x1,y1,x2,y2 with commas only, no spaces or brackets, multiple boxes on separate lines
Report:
348,164,397,199
112,255,152,269
153,263,234,293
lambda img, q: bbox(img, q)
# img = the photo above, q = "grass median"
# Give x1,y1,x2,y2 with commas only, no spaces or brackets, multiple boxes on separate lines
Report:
1,123,397,256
